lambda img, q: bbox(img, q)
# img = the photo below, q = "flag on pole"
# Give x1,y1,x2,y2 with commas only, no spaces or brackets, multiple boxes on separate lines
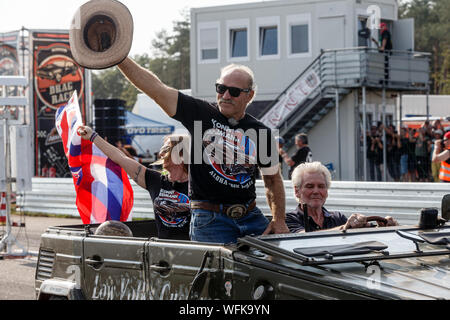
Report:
55,91,133,224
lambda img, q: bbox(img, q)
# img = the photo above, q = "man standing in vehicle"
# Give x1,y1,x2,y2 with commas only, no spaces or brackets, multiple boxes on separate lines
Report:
118,59,289,243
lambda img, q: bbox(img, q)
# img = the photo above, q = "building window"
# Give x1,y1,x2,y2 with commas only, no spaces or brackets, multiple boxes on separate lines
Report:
256,16,280,60
227,19,249,61
260,26,278,55
287,14,311,58
198,22,220,63
291,25,308,53
231,29,247,57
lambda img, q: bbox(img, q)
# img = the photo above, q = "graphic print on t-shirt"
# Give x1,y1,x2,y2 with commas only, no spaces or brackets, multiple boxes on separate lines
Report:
153,189,190,228
203,126,257,185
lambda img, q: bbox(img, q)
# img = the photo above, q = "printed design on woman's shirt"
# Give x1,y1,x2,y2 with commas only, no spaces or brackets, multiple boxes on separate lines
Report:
203,126,257,185
154,189,190,228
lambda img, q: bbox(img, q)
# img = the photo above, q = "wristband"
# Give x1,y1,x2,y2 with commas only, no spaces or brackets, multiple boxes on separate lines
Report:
90,131,98,142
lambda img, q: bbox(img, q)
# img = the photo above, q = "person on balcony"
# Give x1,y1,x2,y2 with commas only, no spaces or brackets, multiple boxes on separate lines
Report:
372,22,392,85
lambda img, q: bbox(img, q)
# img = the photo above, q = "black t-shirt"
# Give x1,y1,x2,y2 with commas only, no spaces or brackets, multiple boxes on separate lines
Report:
145,169,190,240
400,137,409,155
285,205,348,233
381,30,392,50
173,92,278,204
288,146,312,177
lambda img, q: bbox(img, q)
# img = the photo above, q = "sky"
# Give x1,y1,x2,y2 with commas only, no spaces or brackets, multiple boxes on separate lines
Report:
0,0,269,55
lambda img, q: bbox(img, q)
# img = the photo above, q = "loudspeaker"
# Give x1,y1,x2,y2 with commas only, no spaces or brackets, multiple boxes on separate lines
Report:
93,99,127,145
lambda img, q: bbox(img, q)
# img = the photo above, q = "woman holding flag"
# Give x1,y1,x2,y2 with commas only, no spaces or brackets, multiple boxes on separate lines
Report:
78,125,191,240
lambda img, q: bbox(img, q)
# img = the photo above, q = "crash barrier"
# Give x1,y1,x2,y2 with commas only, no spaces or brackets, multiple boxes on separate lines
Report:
16,178,449,225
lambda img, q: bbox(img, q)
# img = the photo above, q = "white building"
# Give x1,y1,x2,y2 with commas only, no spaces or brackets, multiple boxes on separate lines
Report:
189,0,428,181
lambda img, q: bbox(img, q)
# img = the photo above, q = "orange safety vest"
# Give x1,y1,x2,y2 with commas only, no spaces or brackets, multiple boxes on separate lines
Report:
439,158,450,182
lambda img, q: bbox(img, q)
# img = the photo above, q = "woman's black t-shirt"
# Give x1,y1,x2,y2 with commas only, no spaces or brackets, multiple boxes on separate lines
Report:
145,169,190,240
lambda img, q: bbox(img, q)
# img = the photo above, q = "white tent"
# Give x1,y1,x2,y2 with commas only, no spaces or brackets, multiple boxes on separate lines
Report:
131,91,190,157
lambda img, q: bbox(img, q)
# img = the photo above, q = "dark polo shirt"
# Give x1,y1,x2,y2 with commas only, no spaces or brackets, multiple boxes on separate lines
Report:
285,205,348,233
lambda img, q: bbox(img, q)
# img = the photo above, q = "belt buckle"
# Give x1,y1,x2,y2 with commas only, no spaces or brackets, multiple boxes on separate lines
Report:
225,204,247,219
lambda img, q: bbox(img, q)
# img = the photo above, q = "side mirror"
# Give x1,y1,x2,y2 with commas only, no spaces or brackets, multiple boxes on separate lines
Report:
442,194,450,221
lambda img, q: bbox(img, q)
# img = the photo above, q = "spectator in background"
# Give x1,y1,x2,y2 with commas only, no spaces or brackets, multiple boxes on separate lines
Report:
385,125,401,181
279,133,312,179
423,120,433,140
415,127,432,182
399,127,410,182
367,125,383,181
432,131,450,183
431,129,443,182
432,119,444,132
407,128,418,182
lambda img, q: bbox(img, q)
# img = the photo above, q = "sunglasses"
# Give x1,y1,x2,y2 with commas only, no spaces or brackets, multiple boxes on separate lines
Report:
215,83,251,97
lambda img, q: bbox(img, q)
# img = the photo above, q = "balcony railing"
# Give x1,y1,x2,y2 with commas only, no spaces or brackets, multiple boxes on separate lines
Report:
260,47,431,128
319,47,430,91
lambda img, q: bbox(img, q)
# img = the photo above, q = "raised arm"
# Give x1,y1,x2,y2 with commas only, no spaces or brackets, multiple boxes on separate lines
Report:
78,125,147,188
432,139,449,163
118,57,179,117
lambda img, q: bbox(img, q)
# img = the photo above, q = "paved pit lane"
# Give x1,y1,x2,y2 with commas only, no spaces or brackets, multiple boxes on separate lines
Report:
0,215,81,300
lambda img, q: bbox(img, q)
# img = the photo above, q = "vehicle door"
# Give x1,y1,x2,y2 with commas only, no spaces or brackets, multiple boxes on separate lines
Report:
82,236,147,300
146,240,223,300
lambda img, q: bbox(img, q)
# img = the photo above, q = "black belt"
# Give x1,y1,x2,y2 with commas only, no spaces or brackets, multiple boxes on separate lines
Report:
190,201,256,219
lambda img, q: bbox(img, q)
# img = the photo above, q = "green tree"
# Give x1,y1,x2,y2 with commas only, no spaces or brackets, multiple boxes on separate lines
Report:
150,8,190,89
91,53,150,109
399,0,450,94
91,11,190,107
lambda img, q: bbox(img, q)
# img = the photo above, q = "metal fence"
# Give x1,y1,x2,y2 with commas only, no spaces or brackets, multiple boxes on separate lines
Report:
16,177,449,226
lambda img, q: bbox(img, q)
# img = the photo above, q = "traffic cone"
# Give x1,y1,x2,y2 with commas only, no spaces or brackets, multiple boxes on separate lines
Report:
0,192,6,224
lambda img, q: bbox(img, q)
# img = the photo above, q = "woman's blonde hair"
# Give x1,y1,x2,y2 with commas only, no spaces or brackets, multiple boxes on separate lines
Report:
158,134,190,172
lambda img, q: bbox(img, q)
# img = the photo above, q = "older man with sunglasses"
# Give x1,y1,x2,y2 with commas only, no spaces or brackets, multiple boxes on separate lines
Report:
118,58,289,243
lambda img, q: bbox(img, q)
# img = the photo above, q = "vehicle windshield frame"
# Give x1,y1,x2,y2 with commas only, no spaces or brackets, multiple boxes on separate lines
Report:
237,225,450,267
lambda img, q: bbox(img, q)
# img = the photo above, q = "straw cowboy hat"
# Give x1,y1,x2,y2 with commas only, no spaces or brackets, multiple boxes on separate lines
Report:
69,0,133,69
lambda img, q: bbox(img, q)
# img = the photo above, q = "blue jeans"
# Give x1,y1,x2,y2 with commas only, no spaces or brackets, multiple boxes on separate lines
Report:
400,154,408,176
190,206,269,244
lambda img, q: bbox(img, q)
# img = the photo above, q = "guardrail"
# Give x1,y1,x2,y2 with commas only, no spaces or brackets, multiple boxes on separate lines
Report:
16,178,449,226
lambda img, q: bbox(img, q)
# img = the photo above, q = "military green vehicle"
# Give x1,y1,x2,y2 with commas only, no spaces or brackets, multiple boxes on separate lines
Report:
35,196,450,300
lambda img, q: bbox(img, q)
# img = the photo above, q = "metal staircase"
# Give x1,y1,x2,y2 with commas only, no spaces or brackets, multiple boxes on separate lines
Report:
259,47,430,146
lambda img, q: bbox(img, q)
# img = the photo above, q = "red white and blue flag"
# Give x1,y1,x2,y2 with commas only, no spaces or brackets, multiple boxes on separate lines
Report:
55,91,133,224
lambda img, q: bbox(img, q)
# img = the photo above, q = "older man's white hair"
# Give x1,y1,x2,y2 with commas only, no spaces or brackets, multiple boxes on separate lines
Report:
291,161,332,193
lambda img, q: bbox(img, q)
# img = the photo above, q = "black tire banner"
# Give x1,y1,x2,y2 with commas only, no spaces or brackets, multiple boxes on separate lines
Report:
31,31,87,177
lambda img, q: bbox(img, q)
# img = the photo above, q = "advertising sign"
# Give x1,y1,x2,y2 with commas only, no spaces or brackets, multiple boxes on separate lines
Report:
260,70,320,129
31,30,86,177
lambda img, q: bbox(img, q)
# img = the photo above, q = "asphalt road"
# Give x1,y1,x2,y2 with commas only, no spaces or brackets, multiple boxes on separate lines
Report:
0,215,81,300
